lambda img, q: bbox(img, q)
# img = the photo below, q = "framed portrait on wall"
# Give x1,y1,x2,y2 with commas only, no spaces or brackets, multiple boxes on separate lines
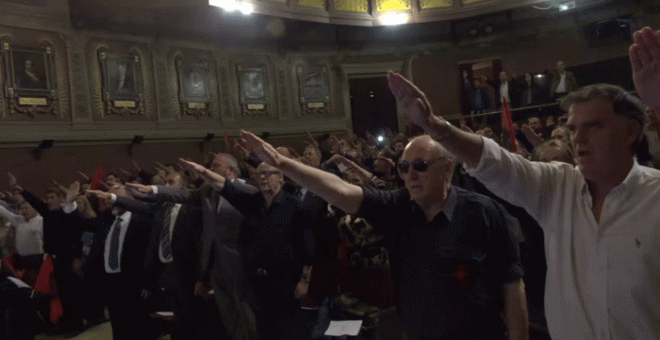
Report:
297,65,329,113
3,42,56,106
177,60,211,110
237,65,268,114
100,51,143,109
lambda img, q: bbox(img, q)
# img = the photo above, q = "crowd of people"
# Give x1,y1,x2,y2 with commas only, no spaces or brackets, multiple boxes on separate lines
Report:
0,26,659,340
463,59,580,129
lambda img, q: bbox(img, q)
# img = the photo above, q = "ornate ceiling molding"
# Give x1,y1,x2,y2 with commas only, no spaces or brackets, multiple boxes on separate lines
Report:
73,0,616,27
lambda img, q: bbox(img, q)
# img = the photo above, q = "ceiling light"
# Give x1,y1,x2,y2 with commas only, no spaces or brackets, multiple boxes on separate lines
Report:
210,0,253,15
239,2,253,15
559,1,575,11
381,13,409,26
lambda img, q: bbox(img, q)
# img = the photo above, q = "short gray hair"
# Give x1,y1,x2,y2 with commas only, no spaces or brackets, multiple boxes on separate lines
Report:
560,84,646,126
216,153,240,175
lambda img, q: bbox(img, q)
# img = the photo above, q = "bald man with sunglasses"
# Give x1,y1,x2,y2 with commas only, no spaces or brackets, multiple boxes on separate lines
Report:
236,131,528,340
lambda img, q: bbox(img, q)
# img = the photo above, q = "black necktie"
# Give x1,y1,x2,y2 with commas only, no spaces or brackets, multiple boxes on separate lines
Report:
161,204,174,262
108,217,123,270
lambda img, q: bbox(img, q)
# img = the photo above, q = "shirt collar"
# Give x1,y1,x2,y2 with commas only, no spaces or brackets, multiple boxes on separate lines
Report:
617,161,645,196
119,210,132,220
578,161,643,202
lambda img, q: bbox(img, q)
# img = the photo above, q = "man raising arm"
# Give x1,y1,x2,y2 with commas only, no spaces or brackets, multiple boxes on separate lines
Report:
385,27,660,340
241,130,528,340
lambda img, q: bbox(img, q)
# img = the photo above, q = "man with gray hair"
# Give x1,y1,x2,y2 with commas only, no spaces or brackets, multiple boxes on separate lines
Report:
386,26,660,339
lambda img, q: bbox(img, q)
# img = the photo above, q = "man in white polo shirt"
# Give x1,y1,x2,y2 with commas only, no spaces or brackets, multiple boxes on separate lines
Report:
387,26,660,339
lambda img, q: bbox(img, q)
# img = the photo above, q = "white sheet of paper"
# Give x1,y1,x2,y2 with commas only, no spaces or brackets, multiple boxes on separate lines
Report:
7,277,31,289
324,320,363,336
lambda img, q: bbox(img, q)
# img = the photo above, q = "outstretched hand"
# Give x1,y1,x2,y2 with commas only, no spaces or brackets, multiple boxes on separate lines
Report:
240,130,282,167
87,190,112,203
125,182,154,196
521,124,543,148
65,182,80,204
387,71,440,132
77,171,90,181
178,159,226,190
7,172,20,191
630,27,660,110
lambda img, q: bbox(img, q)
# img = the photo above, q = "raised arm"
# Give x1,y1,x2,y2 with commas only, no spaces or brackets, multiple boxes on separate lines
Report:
0,204,23,226
630,27,660,113
387,72,484,168
241,130,364,214
87,190,153,215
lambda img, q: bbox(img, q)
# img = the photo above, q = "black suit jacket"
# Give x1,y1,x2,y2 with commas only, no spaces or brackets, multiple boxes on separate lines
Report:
22,190,82,260
77,207,153,288
153,182,257,282
116,198,203,292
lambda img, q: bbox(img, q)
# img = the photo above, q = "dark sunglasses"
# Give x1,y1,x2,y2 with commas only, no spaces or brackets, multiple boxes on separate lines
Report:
398,158,448,174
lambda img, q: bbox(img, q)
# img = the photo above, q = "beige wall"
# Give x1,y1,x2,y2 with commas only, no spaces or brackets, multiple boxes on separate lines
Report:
0,0,656,191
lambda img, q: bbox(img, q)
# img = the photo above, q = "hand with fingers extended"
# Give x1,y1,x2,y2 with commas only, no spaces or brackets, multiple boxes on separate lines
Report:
52,179,68,194
77,171,90,181
178,158,226,190
119,168,133,177
7,172,21,191
65,182,80,204
630,27,660,111
387,71,445,135
240,130,282,167
131,160,142,173
125,182,154,196
87,189,113,203
521,124,544,148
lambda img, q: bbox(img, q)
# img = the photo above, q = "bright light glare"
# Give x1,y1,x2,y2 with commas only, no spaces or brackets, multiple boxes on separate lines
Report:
239,2,253,14
559,4,568,10
210,0,252,14
381,13,409,26
377,135,385,142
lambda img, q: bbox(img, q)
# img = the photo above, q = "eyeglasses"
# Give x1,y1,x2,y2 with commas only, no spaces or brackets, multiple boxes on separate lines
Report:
398,158,448,174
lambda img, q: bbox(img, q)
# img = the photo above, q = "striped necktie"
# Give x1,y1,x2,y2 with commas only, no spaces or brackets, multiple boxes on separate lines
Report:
108,216,123,270
160,204,174,262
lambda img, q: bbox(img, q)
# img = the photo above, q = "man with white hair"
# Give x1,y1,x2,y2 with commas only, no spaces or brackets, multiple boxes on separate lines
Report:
234,131,528,340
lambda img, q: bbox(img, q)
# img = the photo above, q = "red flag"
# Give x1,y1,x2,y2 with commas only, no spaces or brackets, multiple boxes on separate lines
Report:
89,165,105,190
33,255,65,324
50,297,64,324
33,254,54,293
501,97,518,153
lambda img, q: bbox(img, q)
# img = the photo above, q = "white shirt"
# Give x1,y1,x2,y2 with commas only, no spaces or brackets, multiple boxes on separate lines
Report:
500,81,510,104
158,203,181,263
0,205,43,256
556,73,567,93
104,211,132,274
465,137,660,340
